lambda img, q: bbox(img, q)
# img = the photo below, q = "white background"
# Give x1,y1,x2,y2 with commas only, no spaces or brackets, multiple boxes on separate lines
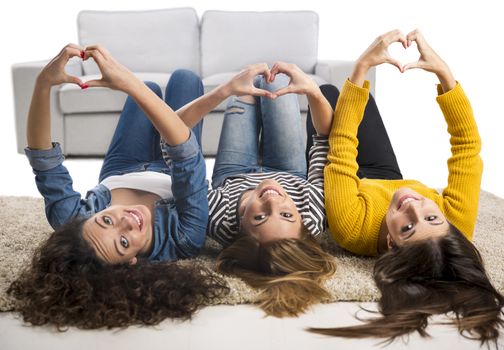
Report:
0,0,503,198
0,3,502,348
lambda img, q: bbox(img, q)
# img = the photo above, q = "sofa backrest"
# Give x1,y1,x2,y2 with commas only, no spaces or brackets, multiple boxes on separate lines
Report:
200,10,319,78
78,8,200,75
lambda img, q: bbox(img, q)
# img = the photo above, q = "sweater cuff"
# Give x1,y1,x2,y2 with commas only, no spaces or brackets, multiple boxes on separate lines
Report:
435,82,475,127
345,79,370,91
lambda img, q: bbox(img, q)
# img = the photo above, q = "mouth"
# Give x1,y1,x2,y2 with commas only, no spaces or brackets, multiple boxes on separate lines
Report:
125,209,144,231
397,195,419,210
259,186,282,198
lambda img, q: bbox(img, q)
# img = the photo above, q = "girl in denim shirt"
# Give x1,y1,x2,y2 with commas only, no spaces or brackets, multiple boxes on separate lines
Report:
9,44,228,329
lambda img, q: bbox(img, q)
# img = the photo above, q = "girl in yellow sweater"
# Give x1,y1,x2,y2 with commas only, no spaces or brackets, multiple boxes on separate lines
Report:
311,30,504,345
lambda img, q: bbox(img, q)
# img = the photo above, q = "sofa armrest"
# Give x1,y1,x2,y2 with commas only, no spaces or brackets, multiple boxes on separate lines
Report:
12,59,83,154
315,60,376,97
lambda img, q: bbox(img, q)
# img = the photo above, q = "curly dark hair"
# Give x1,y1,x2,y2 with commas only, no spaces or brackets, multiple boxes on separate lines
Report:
308,224,504,347
8,218,229,329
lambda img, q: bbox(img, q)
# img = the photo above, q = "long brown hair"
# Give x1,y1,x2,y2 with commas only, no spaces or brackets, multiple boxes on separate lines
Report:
8,218,229,329
308,224,504,346
217,233,336,317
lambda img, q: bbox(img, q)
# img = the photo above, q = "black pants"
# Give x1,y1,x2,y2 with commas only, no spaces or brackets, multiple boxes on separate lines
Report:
306,84,403,180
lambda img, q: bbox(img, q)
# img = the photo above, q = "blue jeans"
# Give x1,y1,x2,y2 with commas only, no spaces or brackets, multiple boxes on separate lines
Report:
212,74,306,188
99,70,204,182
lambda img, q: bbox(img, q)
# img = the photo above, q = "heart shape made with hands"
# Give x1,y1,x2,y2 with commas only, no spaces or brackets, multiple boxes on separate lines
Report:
388,41,421,71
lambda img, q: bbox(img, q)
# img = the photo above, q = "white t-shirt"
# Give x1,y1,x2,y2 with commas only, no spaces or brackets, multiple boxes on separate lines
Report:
100,171,173,199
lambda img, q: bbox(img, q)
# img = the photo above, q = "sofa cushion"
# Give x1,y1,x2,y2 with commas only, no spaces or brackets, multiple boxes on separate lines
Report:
200,11,319,78
202,72,327,112
59,73,172,114
78,8,200,76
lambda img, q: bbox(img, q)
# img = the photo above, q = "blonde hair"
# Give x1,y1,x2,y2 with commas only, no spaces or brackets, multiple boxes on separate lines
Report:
216,234,336,317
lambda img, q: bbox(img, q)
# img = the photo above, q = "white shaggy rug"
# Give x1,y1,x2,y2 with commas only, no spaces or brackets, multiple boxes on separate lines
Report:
1,191,503,311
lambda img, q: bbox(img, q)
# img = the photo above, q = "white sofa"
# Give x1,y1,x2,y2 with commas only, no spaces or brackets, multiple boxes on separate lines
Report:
12,8,376,156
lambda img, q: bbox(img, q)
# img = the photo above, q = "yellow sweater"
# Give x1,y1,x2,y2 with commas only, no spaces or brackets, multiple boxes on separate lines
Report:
324,80,482,256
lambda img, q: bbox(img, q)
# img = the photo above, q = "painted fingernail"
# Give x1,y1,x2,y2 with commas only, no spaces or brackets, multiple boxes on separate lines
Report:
80,50,85,59
80,83,89,90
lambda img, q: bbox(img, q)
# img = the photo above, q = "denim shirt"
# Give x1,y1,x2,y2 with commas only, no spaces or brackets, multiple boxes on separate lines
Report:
25,131,209,262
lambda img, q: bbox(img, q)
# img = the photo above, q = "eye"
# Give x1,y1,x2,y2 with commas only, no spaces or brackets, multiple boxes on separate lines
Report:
425,215,438,221
401,223,414,233
254,214,266,221
103,216,113,225
281,212,293,218
120,236,129,248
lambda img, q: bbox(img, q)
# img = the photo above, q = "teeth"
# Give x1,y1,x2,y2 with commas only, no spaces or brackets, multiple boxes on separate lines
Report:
130,211,141,228
402,198,415,205
263,190,279,196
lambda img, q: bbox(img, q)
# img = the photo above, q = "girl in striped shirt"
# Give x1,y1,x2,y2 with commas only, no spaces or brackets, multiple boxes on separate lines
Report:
173,62,337,316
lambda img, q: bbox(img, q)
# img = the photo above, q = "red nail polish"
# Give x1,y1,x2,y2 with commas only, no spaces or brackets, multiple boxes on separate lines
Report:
80,50,85,59
80,84,89,90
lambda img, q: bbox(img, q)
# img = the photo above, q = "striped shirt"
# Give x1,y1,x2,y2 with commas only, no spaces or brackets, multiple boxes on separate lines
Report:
207,135,329,247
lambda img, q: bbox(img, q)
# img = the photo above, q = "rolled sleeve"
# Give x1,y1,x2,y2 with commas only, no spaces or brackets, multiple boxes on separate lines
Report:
25,142,65,171
160,131,199,162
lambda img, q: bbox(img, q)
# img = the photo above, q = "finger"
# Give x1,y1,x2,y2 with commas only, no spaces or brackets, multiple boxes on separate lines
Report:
390,30,408,49
84,44,111,56
270,62,295,84
65,43,85,52
262,68,271,84
61,46,83,61
269,63,286,83
249,62,269,74
84,49,106,64
252,63,272,85
382,29,407,48
406,29,425,49
83,79,106,88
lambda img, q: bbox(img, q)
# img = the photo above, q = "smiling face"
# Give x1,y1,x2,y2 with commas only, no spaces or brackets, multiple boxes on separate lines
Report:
82,205,154,265
384,188,450,248
238,179,303,244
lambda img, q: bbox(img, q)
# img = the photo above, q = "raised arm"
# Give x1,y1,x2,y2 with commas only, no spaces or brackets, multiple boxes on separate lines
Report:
175,63,275,128
324,30,409,253
27,44,83,150
82,46,190,146
403,30,481,237
269,61,333,135
25,44,91,228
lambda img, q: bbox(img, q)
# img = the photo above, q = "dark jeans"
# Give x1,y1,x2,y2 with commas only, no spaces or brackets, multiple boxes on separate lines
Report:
306,84,402,180
98,70,204,182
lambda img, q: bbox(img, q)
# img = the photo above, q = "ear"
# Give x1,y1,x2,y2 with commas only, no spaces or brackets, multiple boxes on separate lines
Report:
128,256,138,265
386,234,394,250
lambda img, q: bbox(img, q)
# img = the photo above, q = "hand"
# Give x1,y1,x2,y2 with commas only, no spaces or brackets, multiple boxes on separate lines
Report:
355,29,408,72
82,45,138,93
223,63,276,98
37,44,84,87
402,29,449,75
268,62,319,97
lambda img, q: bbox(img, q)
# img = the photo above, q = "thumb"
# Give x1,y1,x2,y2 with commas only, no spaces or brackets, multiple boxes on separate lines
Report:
251,87,276,99
273,85,292,97
387,58,403,73
83,79,106,89
65,74,83,86
402,61,421,72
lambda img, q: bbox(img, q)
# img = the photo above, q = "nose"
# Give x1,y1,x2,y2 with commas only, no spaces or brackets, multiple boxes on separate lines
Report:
405,201,424,220
261,197,283,211
119,215,135,232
